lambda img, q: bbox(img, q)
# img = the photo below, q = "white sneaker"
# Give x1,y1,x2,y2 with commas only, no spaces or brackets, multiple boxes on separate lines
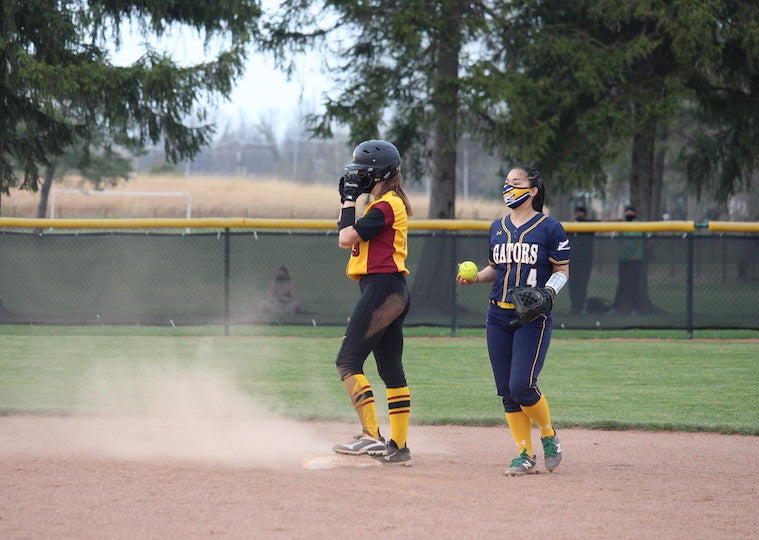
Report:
332,430,386,456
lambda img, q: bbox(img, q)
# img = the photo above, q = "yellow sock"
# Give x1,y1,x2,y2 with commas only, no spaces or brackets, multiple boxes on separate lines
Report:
342,374,380,439
521,395,556,438
505,411,533,455
386,386,410,448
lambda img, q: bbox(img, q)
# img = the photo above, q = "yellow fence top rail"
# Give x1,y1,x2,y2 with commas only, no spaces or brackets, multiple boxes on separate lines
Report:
0,217,756,233
0,218,336,229
707,221,759,233
562,221,695,233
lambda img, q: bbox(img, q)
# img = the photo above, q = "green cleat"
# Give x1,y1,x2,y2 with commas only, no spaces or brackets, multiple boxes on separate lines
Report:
504,448,538,476
541,433,563,472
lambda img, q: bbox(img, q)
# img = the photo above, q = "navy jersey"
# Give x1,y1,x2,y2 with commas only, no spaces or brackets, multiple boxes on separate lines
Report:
488,213,570,304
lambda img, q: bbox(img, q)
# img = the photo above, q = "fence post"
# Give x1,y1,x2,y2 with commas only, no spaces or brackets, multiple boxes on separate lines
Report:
450,232,458,337
686,232,694,339
224,228,231,336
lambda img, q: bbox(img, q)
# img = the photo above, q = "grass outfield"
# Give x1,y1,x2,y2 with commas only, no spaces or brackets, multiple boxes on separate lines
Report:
0,326,756,435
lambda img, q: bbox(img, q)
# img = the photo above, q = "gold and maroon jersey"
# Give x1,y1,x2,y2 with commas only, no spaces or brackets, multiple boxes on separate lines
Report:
346,191,409,280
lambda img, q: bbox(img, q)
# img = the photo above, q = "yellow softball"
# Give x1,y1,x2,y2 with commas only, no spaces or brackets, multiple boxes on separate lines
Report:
458,261,478,281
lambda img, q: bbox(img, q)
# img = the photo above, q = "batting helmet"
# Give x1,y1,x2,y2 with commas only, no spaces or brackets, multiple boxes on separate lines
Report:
345,140,401,181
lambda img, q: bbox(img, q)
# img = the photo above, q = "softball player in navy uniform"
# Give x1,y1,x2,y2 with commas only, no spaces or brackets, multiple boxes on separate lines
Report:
333,140,413,464
457,165,570,475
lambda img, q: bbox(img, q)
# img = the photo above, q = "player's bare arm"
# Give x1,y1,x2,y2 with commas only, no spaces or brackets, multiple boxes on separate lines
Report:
456,263,497,285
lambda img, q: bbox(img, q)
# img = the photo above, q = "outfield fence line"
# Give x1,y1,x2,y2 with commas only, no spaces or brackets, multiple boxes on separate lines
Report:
3,217,758,233
0,217,705,231
0,218,757,336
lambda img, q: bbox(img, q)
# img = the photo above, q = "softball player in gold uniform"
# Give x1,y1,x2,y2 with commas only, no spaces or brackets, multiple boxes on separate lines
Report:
333,140,413,464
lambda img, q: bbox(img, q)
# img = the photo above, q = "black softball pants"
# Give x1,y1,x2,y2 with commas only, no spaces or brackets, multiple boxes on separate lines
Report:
335,272,410,388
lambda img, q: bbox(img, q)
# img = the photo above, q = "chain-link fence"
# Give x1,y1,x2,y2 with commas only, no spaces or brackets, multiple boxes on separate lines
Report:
0,222,757,332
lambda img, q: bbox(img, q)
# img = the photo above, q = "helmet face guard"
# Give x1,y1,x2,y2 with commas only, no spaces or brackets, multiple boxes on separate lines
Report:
345,140,401,186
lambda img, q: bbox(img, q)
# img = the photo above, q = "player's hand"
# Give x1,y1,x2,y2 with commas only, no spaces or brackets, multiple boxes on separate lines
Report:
341,173,364,202
456,272,478,285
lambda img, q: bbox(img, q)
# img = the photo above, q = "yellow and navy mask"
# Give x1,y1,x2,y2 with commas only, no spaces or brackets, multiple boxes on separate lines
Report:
502,185,531,209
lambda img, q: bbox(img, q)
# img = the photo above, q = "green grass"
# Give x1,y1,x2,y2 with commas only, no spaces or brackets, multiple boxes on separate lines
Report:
2,324,757,340
0,327,756,435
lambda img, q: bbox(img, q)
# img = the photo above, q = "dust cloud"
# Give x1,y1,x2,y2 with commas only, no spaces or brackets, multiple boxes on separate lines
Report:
73,363,328,468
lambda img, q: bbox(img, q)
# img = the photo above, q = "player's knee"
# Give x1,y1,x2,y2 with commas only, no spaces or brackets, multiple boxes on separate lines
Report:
378,372,406,388
336,355,361,380
509,384,535,405
501,394,520,412
377,362,406,388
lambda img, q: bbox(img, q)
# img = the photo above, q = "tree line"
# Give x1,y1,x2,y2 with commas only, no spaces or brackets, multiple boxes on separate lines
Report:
2,1,758,221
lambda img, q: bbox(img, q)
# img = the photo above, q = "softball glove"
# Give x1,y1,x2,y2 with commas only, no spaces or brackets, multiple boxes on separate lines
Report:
508,286,554,327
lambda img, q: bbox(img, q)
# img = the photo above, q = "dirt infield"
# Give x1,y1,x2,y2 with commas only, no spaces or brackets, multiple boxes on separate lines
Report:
1,416,757,539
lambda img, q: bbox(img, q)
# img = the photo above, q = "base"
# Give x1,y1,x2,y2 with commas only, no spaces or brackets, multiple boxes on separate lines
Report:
301,454,383,470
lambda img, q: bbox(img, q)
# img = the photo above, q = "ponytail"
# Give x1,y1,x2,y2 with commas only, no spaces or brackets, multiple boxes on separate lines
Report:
377,172,413,216
516,165,545,212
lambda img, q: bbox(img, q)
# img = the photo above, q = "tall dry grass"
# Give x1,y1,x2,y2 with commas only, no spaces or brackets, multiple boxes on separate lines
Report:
1,175,506,220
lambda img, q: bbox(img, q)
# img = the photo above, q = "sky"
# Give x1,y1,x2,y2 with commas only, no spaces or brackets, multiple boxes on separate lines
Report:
110,21,331,139
219,53,329,131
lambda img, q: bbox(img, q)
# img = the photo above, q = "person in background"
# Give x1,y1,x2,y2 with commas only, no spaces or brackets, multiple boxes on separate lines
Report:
456,165,569,476
264,265,301,315
568,206,594,314
612,205,644,314
332,139,413,465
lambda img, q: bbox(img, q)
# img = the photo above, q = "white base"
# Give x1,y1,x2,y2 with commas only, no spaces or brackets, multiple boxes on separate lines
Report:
301,454,382,470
